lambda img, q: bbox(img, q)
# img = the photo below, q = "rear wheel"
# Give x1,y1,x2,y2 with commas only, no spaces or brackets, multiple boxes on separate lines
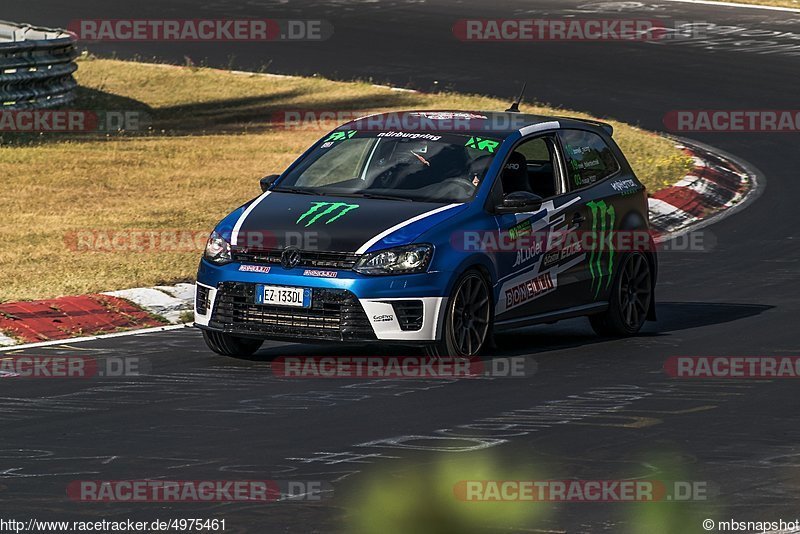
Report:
589,252,653,336
202,330,263,357
426,271,492,357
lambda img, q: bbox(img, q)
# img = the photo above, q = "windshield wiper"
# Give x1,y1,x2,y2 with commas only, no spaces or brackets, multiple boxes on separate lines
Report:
337,192,414,202
272,187,325,196
274,187,413,202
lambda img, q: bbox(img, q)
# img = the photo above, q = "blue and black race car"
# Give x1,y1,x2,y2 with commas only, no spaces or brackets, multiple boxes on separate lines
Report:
195,110,657,357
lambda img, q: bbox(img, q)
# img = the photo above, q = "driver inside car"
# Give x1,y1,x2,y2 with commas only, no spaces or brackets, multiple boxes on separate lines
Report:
369,139,476,194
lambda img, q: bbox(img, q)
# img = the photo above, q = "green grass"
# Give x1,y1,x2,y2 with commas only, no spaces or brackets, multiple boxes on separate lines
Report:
0,58,691,302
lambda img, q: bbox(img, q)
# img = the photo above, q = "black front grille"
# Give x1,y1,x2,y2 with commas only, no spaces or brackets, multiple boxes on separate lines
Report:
232,249,361,270
209,282,375,341
196,285,210,314
392,300,424,331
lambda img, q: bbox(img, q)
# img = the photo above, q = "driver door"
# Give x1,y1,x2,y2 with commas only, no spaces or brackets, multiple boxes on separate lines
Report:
492,134,589,322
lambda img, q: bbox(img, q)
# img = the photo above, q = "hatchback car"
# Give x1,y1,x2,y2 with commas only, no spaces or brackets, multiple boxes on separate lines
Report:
195,111,657,357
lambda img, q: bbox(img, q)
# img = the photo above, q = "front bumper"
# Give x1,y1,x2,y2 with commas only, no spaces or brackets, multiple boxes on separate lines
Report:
195,260,450,343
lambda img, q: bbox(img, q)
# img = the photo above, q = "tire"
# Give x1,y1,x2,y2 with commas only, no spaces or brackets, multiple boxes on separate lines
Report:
426,270,493,357
202,330,263,357
589,251,653,336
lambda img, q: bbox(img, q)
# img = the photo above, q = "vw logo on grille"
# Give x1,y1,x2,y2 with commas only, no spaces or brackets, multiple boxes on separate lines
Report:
281,247,302,269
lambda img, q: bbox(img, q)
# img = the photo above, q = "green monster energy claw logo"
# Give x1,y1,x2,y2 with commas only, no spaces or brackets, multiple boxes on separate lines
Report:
587,200,616,298
465,136,499,153
296,202,360,227
324,130,357,142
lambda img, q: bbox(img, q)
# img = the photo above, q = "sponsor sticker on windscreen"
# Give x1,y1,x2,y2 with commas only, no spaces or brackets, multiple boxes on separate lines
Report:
255,285,312,308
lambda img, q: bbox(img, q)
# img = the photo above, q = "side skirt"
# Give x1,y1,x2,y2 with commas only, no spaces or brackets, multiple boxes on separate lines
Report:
494,302,609,332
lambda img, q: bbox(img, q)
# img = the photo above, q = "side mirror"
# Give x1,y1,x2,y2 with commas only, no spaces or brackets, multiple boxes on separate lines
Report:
260,174,280,192
496,191,543,214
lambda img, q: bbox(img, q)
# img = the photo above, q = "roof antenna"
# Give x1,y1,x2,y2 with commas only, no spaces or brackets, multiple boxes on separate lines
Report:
505,82,527,113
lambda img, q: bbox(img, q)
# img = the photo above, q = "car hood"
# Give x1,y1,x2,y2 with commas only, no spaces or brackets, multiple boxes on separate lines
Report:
231,192,457,253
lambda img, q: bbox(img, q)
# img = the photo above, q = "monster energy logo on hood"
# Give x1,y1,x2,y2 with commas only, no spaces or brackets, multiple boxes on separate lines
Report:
296,202,360,227
587,200,615,298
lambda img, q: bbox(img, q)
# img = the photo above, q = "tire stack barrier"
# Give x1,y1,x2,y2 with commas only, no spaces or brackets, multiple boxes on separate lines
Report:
0,20,78,110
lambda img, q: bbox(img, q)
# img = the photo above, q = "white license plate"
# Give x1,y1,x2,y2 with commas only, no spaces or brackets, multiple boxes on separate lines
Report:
255,285,311,308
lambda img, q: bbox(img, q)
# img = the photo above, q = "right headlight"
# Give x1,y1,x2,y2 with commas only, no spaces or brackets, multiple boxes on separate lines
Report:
353,244,433,276
204,231,232,265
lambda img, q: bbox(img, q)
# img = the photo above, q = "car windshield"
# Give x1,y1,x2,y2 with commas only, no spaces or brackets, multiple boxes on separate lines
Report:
274,131,501,203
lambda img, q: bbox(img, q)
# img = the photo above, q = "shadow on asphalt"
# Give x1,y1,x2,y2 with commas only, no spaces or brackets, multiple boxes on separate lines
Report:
650,301,774,333
232,301,773,361
490,301,774,356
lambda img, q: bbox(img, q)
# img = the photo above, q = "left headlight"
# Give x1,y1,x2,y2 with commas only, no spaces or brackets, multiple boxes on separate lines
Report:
204,231,232,265
353,244,433,276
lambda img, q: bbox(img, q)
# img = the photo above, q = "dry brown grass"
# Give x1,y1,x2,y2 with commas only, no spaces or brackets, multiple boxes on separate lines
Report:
707,0,799,7
0,58,691,302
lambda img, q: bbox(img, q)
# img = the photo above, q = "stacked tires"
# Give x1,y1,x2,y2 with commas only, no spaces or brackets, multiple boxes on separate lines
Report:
0,21,78,110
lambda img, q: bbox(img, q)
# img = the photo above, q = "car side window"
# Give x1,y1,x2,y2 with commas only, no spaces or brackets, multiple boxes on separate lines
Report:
559,130,620,191
498,135,561,199
515,137,550,161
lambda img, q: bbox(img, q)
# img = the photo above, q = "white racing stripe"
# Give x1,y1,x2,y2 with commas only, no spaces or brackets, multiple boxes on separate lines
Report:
355,203,463,255
231,191,271,246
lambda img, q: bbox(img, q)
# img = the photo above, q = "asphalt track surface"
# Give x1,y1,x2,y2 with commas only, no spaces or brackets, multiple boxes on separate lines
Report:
2,1,800,532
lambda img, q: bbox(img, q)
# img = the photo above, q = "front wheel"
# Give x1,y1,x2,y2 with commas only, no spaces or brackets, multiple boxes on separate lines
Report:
202,330,263,357
589,252,653,336
426,271,493,357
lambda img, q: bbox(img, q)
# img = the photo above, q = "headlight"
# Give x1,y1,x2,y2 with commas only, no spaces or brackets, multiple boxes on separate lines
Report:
354,244,433,275
204,231,232,265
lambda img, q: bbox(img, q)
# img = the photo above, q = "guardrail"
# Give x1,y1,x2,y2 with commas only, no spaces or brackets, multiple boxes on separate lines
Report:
0,20,78,110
